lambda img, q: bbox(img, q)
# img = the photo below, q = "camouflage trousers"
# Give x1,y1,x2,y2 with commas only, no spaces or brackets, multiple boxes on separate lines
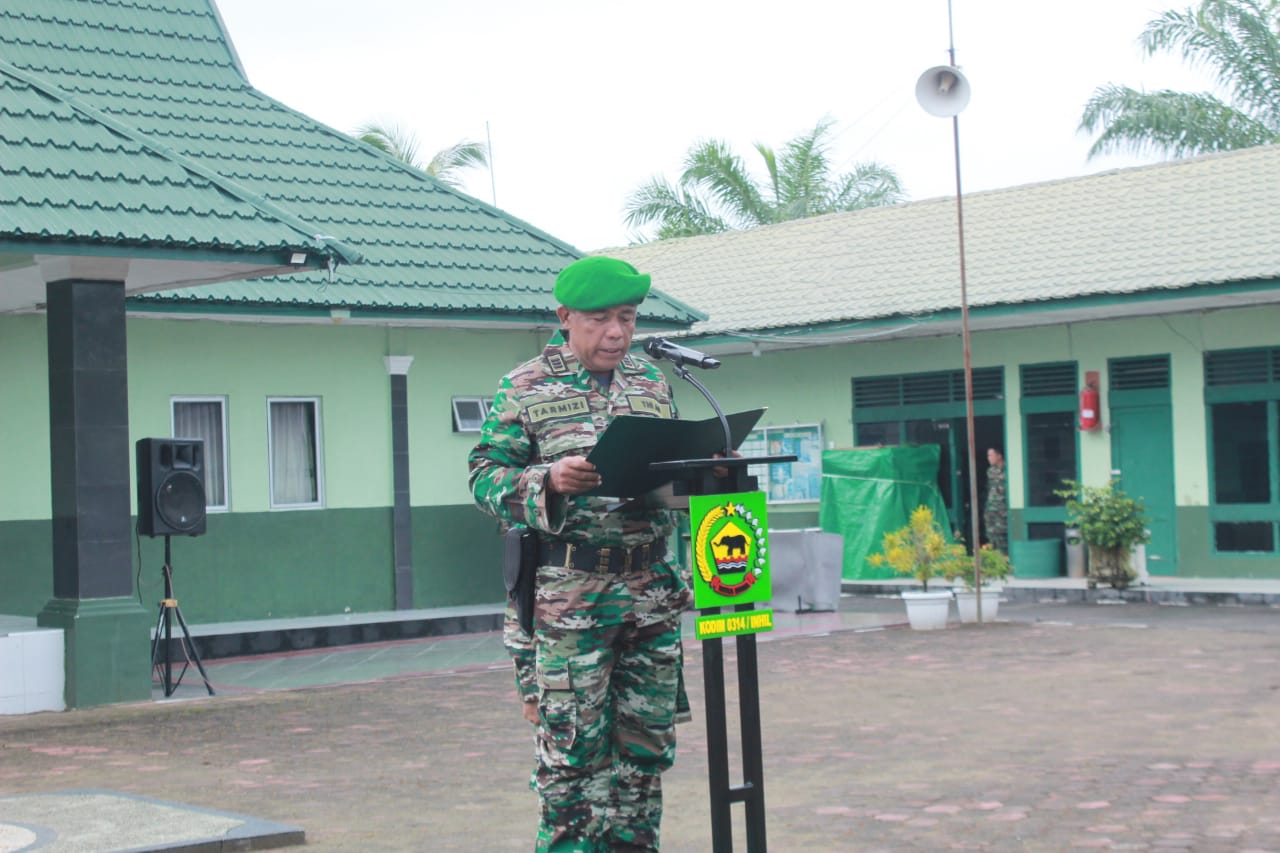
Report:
984,506,1008,553
532,560,690,852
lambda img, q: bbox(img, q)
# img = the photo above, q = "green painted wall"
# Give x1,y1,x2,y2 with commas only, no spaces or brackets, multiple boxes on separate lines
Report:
5,302,1280,622
0,519,52,617
1010,507,1280,579
769,506,821,529
0,506,515,622
395,325,552,507
686,307,1280,578
695,306,1280,515
1176,506,1280,578
127,320,397,512
131,508,396,622
1,318,555,521
0,314,50,521
413,504,506,607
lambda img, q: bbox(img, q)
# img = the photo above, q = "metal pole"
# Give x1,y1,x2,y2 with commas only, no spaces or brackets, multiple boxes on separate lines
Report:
952,114,983,623
947,1,984,622
736,610,767,852
163,535,174,696
702,625,734,851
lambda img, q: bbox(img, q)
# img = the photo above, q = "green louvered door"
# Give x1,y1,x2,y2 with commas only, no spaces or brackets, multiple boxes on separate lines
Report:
1108,356,1177,575
852,369,1006,538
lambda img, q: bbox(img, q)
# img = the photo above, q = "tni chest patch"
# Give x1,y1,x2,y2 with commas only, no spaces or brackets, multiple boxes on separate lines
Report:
627,395,671,418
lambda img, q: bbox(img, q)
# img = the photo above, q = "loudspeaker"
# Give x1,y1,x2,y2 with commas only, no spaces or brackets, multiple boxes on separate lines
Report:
915,64,971,117
136,438,207,537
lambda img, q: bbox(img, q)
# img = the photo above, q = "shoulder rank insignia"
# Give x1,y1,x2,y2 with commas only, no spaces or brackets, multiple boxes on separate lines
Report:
544,350,570,375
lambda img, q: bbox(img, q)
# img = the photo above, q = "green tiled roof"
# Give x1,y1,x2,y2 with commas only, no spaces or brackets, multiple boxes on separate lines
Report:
0,58,357,266
0,0,704,328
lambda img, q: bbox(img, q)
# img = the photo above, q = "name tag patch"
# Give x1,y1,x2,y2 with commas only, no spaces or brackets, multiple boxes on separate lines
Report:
627,395,671,418
527,396,591,423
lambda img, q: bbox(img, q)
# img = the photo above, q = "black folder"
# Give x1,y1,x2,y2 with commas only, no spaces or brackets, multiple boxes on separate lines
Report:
584,408,765,498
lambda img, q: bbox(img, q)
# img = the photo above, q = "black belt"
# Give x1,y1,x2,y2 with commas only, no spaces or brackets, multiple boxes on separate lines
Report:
538,539,667,574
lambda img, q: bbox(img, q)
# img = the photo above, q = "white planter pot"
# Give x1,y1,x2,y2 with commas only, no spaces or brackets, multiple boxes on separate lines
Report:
954,586,1002,623
900,590,952,630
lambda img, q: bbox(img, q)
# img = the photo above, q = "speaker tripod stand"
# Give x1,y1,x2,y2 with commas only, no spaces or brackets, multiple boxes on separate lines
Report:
150,535,214,697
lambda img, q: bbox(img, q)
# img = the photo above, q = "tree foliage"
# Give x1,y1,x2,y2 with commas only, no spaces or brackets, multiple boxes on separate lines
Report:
354,121,489,189
623,119,903,242
1080,0,1280,159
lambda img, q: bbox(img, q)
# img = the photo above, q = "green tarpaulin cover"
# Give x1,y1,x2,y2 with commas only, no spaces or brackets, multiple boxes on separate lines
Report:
819,445,952,580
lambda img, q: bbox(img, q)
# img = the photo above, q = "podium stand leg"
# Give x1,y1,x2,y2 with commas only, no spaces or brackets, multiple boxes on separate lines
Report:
703,633,734,849
737,628,768,850
701,603,768,853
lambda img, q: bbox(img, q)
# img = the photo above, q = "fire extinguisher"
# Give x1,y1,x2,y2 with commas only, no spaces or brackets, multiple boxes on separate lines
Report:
1079,371,1101,431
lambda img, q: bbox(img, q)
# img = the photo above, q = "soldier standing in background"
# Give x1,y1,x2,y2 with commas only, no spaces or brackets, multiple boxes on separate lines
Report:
469,256,692,852
984,447,1008,553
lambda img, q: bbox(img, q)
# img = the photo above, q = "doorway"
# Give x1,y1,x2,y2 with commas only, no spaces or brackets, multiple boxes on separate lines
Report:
1108,356,1177,575
852,368,1007,547
904,416,1004,540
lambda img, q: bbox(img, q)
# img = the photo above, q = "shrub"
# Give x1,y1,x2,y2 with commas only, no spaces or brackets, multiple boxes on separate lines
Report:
1054,479,1150,589
945,543,1013,589
867,505,968,591
1053,479,1149,550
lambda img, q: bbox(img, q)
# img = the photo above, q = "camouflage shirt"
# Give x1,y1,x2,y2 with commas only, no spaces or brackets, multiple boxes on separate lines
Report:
468,340,677,547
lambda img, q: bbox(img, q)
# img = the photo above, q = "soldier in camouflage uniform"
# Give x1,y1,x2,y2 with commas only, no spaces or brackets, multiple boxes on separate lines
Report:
469,256,693,852
984,447,1008,553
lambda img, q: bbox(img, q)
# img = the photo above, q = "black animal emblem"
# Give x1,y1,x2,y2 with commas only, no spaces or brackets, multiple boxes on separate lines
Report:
715,533,749,556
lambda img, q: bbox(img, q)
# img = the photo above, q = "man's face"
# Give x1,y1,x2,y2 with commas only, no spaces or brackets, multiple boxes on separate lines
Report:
557,304,638,373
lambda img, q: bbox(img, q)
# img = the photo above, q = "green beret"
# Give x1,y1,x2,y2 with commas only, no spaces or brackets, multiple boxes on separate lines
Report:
554,256,651,310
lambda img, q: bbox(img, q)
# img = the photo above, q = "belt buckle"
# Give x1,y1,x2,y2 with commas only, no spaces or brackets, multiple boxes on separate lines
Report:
597,547,611,573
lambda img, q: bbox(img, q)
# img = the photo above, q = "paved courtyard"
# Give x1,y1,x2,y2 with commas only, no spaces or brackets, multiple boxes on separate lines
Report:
2,600,1279,851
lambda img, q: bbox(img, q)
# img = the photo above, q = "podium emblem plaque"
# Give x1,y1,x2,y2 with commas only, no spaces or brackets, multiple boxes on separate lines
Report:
689,491,774,640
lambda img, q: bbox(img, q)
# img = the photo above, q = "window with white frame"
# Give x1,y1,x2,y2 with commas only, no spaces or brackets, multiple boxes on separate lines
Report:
172,396,229,510
268,397,324,508
452,396,491,433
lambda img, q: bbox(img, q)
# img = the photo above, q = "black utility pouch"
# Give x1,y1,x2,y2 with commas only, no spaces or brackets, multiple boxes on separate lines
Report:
504,527,538,635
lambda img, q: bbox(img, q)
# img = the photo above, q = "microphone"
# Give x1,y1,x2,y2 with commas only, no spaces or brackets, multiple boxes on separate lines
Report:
643,336,721,369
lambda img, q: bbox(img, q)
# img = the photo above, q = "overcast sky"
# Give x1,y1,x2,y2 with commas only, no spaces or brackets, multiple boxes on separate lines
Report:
212,0,1212,252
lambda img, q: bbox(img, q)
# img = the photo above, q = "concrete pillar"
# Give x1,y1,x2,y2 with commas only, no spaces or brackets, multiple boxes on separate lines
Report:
37,279,149,707
385,356,414,609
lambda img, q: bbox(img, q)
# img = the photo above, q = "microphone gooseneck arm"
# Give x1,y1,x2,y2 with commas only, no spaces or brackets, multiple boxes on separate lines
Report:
668,361,733,458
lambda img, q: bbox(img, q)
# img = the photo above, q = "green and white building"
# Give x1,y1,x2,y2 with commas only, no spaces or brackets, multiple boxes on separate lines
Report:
3,0,1280,709
608,144,1280,581
0,0,703,707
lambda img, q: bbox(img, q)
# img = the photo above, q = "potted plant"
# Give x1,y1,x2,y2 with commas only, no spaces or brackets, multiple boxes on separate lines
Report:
1054,479,1150,590
867,505,968,629
946,544,1013,623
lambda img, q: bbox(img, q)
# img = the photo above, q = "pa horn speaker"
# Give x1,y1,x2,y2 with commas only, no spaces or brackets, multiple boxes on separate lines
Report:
915,65,971,117
136,438,207,537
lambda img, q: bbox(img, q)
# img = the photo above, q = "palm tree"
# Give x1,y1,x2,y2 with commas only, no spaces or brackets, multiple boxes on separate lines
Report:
354,121,489,189
1079,0,1280,160
623,119,903,242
